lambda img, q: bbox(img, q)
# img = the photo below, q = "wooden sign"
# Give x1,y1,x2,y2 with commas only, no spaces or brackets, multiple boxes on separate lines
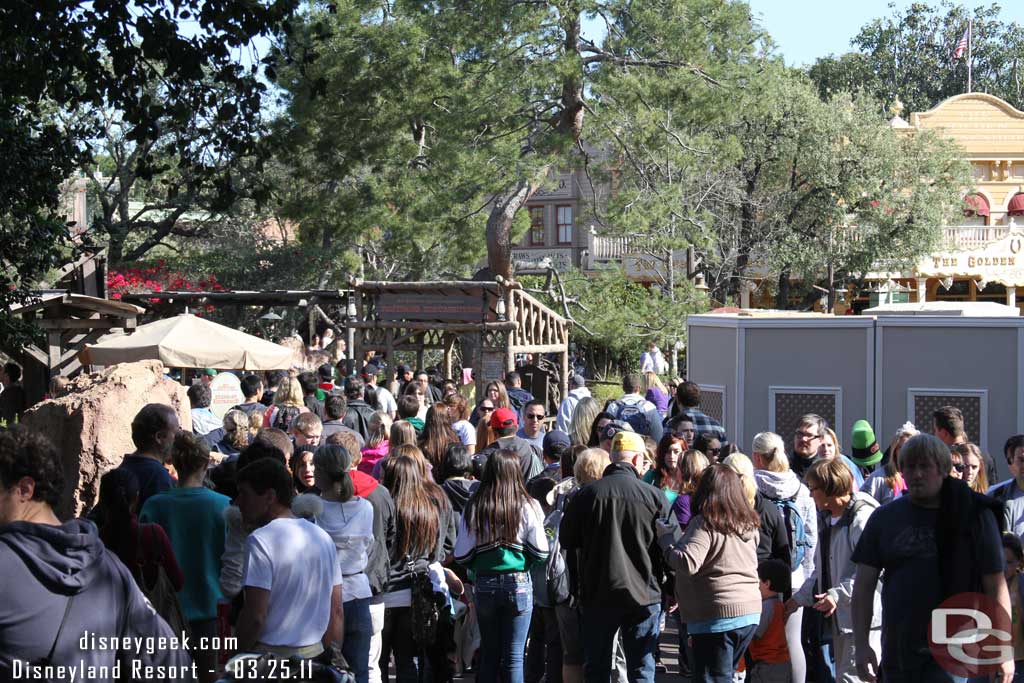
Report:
378,293,486,322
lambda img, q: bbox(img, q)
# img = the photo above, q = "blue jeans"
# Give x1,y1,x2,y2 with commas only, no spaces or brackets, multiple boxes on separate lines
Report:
342,597,372,683
580,602,661,683
690,624,757,683
474,572,534,683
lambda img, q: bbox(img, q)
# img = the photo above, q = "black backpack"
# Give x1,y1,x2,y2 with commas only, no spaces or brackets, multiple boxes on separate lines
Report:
345,403,376,442
270,405,302,431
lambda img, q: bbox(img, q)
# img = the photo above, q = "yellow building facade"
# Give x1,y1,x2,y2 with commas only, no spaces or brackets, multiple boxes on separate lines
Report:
858,93,1024,312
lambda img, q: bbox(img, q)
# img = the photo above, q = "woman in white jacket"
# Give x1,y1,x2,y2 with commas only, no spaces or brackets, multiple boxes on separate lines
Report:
294,444,375,683
788,457,882,683
751,431,818,683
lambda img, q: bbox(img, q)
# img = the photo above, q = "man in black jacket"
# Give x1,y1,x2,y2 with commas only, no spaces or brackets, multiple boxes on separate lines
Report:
342,377,376,443
560,431,679,683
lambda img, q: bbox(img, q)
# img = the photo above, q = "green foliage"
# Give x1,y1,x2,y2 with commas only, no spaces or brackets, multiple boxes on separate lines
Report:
267,0,762,280
807,2,1024,114
525,268,707,369
0,0,295,348
607,63,972,308
268,0,561,280
772,90,970,302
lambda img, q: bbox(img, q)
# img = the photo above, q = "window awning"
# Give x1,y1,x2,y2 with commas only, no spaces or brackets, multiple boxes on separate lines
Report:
1009,193,1024,216
963,193,990,217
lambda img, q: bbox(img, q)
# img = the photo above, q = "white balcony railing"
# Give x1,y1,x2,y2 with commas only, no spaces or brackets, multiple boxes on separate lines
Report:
587,234,639,261
942,225,1011,249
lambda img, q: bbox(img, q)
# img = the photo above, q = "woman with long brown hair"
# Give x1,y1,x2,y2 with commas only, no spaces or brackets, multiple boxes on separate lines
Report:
419,402,459,473
379,454,455,683
643,432,688,503
455,450,548,683
475,398,497,451
659,464,761,682
483,380,511,411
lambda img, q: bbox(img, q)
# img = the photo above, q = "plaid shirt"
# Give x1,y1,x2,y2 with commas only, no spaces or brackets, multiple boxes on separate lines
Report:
679,408,726,443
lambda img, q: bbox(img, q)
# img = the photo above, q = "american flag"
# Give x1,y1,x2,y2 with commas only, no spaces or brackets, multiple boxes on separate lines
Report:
951,28,969,61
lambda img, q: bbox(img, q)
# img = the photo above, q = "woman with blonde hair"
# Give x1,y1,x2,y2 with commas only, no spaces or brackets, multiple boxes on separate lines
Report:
750,432,817,683
262,374,308,430
568,397,600,447
863,422,917,504
722,452,756,509
723,452,791,569
359,411,392,476
643,371,670,416
952,443,988,492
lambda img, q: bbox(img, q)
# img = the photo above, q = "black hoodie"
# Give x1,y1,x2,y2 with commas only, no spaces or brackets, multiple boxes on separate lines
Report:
0,518,193,681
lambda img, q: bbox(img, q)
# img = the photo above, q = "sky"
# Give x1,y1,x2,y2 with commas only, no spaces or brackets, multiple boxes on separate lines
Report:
745,0,1024,67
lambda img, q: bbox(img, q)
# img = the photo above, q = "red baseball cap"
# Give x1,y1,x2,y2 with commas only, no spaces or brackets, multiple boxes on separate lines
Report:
490,407,518,429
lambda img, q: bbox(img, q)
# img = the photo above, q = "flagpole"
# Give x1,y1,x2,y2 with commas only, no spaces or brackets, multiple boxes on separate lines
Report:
968,18,973,92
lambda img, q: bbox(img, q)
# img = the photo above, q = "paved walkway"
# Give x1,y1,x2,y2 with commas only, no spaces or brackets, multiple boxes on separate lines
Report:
449,621,690,682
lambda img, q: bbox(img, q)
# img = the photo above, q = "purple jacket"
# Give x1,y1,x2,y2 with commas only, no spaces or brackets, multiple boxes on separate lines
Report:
671,493,692,529
646,388,669,414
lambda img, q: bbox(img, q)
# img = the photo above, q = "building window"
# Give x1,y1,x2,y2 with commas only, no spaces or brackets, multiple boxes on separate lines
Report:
557,205,573,245
529,206,545,245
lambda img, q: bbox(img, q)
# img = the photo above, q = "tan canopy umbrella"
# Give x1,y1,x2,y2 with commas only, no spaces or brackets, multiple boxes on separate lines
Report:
79,314,294,370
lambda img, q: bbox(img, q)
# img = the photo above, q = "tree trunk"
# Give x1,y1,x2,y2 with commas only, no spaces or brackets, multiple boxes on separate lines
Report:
665,247,675,302
557,5,585,141
486,178,539,280
777,267,791,309
486,3,583,281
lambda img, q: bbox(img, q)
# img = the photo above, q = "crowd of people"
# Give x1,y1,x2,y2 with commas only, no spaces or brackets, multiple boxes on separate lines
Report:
0,356,1019,683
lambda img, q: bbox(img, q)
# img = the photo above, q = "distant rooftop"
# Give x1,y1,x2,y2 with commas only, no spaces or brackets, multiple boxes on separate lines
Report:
863,301,1020,317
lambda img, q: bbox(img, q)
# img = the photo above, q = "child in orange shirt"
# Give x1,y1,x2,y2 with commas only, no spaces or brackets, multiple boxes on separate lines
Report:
748,560,791,683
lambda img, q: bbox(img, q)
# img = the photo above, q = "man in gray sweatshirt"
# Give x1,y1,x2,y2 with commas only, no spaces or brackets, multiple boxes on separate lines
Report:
0,426,195,681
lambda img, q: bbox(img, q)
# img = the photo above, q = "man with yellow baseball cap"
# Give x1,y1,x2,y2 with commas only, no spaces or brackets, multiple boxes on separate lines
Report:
560,424,680,682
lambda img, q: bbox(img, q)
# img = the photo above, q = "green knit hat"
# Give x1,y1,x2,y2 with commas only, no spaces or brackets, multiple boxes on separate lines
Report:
851,419,881,468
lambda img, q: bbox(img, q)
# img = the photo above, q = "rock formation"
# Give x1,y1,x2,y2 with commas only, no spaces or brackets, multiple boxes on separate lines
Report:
20,360,191,519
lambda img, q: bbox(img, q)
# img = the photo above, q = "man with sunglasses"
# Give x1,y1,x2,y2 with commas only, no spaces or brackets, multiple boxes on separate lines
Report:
517,400,547,451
